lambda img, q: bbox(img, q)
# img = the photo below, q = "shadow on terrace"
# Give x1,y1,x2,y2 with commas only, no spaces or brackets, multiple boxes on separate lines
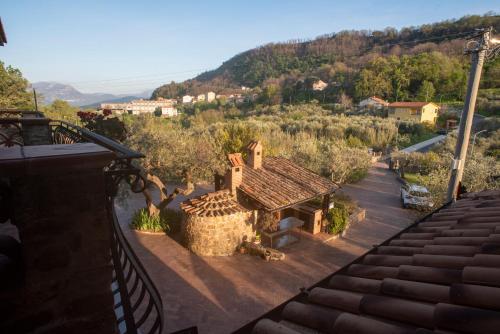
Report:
0,110,178,334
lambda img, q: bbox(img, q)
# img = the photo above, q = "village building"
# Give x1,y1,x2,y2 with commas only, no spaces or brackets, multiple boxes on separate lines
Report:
388,101,440,124
359,96,389,109
312,79,328,91
181,141,338,256
100,97,178,116
182,95,194,104
196,94,205,102
205,91,216,102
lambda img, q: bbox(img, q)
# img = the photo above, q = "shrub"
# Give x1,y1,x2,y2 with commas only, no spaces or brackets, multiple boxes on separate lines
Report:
326,203,349,235
130,208,170,233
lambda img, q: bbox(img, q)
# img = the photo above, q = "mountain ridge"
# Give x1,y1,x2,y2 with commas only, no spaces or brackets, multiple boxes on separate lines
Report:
152,13,500,101
32,81,153,107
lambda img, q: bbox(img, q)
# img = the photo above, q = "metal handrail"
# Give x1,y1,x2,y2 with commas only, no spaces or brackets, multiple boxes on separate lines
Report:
108,199,164,334
0,109,164,333
50,120,144,159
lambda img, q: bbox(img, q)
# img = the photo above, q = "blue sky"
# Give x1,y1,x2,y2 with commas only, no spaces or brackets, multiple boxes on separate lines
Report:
1,0,498,94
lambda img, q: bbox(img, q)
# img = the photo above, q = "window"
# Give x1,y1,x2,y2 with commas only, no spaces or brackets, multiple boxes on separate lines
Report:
235,167,240,172
256,151,260,156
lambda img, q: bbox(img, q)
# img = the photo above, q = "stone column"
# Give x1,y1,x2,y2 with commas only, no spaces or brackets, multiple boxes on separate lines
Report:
21,117,52,145
0,143,117,334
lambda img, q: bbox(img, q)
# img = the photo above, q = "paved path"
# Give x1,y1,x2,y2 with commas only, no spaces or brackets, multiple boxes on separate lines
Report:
115,162,417,333
400,135,446,153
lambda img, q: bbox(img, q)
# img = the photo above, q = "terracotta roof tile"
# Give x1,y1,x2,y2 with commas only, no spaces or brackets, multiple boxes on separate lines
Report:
239,156,338,211
180,189,247,217
239,190,500,334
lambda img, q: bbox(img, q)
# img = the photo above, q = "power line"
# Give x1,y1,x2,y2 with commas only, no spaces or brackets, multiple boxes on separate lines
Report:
64,68,209,85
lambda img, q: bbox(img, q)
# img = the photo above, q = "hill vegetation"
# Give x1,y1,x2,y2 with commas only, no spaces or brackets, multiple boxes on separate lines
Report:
153,14,500,106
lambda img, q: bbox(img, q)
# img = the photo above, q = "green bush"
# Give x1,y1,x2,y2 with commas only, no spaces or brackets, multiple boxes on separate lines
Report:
130,208,170,233
326,203,349,235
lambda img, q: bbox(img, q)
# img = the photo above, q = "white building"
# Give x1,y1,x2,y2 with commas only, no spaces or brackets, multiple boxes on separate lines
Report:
312,80,328,91
359,96,389,109
205,91,216,103
161,106,178,117
182,95,194,104
100,98,178,116
196,94,205,102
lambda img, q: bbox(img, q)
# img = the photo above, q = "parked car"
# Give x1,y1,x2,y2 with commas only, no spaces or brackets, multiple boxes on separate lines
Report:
401,184,434,210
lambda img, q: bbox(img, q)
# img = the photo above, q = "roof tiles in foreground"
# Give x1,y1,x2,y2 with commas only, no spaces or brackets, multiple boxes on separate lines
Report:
243,190,500,334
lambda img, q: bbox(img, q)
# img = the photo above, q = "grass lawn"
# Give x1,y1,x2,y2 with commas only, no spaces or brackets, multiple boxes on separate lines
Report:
403,172,421,184
405,132,438,148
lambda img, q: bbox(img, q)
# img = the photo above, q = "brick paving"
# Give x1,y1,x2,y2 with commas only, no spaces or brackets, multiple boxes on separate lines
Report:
115,162,418,333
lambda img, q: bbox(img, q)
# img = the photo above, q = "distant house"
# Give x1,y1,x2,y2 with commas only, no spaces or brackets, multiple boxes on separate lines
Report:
359,96,389,109
312,80,328,91
182,95,194,104
196,94,205,102
388,102,439,124
205,91,216,103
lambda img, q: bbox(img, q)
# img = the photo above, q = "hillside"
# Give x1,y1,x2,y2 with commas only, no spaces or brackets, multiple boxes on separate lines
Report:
152,14,500,103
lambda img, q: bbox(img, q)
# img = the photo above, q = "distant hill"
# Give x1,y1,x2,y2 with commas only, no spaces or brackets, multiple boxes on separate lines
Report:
32,81,153,107
152,13,500,101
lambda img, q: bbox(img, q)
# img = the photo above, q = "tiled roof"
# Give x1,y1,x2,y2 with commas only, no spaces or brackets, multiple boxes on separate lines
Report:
180,189,248,217
370,96,388,105
239,157,338,211
389,101,436,108
243,190,500,334
228,153,245,167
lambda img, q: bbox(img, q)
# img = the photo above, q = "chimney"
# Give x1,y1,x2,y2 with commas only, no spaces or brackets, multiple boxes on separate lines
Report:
225,166,242,195
226,153,244,195
247,140,262,169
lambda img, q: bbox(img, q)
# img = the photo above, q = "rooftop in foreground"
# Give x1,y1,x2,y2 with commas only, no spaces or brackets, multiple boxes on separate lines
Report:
238,190,500,334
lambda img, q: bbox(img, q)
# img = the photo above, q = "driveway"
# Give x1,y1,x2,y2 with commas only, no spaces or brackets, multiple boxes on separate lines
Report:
115,161,417,333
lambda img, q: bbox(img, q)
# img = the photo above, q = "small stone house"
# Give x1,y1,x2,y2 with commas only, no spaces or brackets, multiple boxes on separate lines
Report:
221,141,338,233
181,141,338,255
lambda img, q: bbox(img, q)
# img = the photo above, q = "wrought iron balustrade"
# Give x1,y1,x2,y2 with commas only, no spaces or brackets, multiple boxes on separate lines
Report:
0,117,22,147
0,110,164,334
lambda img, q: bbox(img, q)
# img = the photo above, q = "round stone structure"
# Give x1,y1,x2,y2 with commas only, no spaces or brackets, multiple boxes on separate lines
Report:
180,190,255,256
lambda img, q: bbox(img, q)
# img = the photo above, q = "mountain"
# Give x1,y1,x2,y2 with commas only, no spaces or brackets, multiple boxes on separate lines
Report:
152,13,500,101
32,81,153,107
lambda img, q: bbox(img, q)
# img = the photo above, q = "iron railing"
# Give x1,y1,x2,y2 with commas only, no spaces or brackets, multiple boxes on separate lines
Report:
0,118,22,146
1,111,164,334
49,120,164,334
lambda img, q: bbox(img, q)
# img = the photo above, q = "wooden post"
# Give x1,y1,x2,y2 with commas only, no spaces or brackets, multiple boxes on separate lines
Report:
322,193,330,215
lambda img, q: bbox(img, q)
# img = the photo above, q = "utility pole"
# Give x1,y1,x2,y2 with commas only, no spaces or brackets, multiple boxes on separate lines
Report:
447,27,499,201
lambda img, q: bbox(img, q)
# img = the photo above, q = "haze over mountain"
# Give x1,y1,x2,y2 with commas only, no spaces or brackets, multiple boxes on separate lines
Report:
32,81,153,107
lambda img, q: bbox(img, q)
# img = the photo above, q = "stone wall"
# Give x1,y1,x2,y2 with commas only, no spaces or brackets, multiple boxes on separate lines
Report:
0,144,117,334
183,211,255,256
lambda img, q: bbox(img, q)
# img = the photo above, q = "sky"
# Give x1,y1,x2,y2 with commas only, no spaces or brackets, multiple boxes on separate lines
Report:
1,0,499,95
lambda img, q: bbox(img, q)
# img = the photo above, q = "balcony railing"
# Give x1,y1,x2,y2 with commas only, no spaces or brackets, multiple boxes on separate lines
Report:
0,111,164,334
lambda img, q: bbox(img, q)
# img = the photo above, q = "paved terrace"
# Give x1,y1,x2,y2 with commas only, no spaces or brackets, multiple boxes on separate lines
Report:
115,162,418,333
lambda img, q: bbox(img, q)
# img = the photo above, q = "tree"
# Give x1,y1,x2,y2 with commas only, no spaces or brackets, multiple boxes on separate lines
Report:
417,81,436,102
0,61,33,109
42,99,79,122
154,107,162,117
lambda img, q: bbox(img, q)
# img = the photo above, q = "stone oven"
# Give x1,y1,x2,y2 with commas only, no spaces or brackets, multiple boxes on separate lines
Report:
180,190,255,256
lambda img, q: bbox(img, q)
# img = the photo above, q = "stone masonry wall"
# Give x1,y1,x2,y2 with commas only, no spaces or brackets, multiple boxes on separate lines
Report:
183,211,255,256
0,155,117,333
